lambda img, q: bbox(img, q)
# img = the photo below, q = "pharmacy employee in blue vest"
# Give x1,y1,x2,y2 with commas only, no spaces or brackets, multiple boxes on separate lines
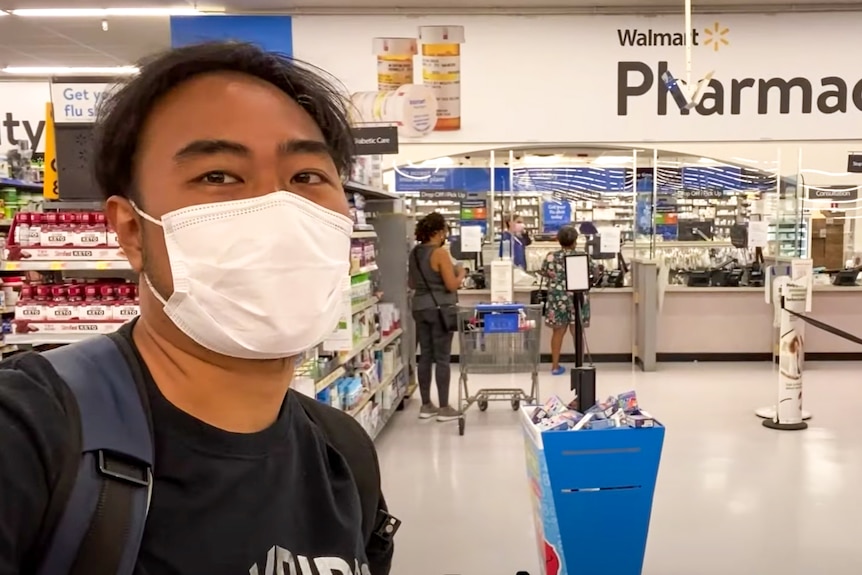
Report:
499,214,531,269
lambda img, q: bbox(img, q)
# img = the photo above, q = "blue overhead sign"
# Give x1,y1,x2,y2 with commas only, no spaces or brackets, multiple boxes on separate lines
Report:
541,200,572,233
394,167,509,192
170,15,293,55
513,167,629,193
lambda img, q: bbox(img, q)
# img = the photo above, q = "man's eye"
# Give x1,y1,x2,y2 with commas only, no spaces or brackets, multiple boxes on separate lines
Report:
291,172,326,185
199,172,239,185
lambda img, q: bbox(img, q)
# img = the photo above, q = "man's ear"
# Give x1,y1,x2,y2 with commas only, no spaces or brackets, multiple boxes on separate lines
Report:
105,196,143,273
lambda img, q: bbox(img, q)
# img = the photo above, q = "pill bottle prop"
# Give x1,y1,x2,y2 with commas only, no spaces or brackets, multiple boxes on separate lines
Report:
418,25,465,131
350,85,438,139
373,37,417,91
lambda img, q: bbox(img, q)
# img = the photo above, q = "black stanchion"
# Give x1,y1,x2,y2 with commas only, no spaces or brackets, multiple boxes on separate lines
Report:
570,292,596,410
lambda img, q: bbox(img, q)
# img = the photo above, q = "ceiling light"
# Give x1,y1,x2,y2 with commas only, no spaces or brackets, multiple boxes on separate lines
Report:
11,8,205,17
2,66,139,76
593,155,633,166
523,154,563,166
418,156,455,167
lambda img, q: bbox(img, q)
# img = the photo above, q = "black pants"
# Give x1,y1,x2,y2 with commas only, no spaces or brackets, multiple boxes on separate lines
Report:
413,308,454,407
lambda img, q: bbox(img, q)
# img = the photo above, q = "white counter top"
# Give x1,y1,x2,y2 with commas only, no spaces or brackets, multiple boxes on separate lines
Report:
458,287,633,296
664,285,862,293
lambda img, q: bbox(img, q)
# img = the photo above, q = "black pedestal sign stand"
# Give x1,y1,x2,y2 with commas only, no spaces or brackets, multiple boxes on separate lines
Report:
563,253,596,410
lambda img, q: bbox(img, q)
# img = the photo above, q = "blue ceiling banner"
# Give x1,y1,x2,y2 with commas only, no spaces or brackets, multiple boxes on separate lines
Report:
682,166,743,191
394,167,510,193
170,15,294,56
512,167,631,193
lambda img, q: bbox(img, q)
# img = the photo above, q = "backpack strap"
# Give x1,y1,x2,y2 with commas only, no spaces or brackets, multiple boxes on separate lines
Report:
39,335,153,575
294,393,398,570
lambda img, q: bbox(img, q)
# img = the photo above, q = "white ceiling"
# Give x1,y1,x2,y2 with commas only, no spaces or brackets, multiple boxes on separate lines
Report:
0,1,859,69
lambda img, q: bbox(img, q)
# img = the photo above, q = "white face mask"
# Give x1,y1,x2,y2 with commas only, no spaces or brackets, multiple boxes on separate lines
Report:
132,191,352,360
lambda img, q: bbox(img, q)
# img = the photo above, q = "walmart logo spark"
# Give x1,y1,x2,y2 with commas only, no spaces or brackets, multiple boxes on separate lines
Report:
704,22,730,52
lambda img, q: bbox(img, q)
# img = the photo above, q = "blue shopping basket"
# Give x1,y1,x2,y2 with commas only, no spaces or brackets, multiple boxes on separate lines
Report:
521,408,665,575
474,303,524,334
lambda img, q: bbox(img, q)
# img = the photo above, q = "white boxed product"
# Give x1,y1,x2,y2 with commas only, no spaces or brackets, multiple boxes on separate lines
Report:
378,303,396,334
80,303,112,322
15,303,44,322
381,384,394,411
47,302,78,322
113,304,140,322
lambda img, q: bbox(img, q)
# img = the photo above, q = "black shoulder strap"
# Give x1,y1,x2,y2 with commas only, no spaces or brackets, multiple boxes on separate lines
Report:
294,394,399,547
39,335,154,575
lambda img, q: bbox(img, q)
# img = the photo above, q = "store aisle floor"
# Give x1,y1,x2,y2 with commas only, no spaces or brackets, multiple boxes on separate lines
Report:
374,361,862,575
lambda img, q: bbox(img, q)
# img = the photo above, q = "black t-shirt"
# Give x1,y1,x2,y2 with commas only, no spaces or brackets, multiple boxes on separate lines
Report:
0,323,382,575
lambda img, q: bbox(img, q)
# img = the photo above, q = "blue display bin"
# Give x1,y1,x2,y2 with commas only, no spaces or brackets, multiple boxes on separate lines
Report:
520,408,664,575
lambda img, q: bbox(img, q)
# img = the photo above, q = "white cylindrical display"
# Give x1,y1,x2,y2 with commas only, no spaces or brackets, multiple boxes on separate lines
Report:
372,37,417,92
350,85,438,138
776,283,807,425
418,25,465,131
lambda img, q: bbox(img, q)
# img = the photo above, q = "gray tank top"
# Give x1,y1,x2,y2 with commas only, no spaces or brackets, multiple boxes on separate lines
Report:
410,244,458,311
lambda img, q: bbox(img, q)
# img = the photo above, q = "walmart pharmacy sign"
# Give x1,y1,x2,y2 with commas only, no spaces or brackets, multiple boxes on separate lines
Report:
618,61,862,117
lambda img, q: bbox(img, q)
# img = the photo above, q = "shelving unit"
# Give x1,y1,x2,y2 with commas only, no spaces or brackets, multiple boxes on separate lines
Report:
291,179,414,438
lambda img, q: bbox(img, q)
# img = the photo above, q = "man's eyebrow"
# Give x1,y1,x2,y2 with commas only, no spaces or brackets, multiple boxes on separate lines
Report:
277,139,332,158
173,139,251,162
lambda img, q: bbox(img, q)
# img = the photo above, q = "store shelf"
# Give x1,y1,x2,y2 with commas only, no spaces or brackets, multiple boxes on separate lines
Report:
341,331,379,364
6,331,108,345
348,362,405,417
0,260,132,271
0,178,42,191
370,389,407,441
314,330,381,393
314,366,347,394
351,230,377,239
351,264,378,276
345,181,399,200
351,296,379,315
374,328,403,351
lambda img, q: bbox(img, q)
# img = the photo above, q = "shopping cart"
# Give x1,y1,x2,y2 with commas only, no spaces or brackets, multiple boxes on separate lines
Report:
456,303,542,436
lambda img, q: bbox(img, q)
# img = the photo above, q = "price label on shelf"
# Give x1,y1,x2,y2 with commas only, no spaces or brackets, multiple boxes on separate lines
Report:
95,261,111,270
48,262,64,271
3,262,19,271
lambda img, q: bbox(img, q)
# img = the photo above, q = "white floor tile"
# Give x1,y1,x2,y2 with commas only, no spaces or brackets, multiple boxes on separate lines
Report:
375,361,862,575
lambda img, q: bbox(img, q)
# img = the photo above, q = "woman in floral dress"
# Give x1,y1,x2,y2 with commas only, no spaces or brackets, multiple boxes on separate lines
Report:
538,225,584,375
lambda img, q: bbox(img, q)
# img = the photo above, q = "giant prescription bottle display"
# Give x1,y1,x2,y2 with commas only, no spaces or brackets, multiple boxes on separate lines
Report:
351,85,438,139
373,37,417,91
419,25,465,131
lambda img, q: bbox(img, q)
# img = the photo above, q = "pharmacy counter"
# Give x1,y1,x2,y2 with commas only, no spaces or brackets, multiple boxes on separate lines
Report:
656,285,862,359
803,286,862,356
454,287,633,360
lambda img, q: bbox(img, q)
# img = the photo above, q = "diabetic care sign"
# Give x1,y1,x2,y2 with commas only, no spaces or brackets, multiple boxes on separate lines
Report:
292,11,862,143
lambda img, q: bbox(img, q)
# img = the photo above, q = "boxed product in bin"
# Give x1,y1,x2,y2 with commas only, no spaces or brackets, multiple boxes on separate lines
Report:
587,396,619,419
545,395,570,417
617,390,639,414
627,411,656,428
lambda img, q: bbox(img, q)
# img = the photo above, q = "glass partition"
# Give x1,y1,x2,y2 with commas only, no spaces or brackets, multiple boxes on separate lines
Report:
799,150,861,269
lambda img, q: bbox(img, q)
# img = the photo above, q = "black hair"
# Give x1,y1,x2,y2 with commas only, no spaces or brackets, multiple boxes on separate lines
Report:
93,41,355,201
557,225,578,249
415,212,448,242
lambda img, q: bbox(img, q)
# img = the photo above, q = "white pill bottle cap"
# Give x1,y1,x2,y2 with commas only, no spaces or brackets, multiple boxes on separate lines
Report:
418,25,466,44
373,37,418,55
